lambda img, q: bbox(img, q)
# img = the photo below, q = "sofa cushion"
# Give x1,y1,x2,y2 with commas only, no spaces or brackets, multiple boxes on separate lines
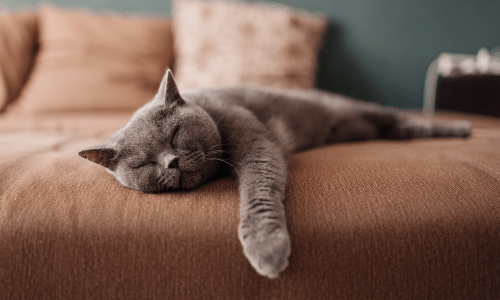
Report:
0,112,499,299
0,11,37,111
173,0,328,91
8,6,173,114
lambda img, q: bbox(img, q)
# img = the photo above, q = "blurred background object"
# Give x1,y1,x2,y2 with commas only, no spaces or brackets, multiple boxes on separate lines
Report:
3,0,500,109
424,48,500,116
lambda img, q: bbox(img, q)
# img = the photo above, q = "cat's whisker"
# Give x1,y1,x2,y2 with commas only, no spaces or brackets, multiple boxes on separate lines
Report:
205,149,256,161
157,175,163,191
205,150,246,165
205,149,230,155
215,109,228,127
204,151,222,157
204,133,241,153
206,158,241,176
157,174,168,191
204,144,251,155
207,137,237,148
205,141,255,153
202,110,229,145
204,143,223,151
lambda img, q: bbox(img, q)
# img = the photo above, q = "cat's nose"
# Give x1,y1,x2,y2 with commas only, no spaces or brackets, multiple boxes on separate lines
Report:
159,152,179,169
168,157,179,169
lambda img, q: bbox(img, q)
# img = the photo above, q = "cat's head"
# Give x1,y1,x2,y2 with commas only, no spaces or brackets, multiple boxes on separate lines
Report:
78,70,222,193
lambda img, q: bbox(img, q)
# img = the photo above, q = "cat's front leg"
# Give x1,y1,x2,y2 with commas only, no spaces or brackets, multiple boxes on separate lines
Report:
220,108,291,278
236,137,290,279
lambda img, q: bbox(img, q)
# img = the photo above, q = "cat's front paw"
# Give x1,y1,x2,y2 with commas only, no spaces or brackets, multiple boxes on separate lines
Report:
240,226,291,279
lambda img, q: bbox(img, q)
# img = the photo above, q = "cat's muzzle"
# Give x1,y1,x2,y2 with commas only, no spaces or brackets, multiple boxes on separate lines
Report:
157,169,181,191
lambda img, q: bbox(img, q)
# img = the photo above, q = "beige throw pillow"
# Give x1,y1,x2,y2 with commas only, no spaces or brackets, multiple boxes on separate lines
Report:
10,6,173,114
173,0,328,91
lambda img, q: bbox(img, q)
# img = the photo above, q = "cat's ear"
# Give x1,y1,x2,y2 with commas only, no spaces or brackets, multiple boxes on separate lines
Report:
78,145,118,170
157,69,185,107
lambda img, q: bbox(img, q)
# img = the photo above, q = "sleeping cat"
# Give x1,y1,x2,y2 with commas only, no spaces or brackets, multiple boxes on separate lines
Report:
79,69,471,279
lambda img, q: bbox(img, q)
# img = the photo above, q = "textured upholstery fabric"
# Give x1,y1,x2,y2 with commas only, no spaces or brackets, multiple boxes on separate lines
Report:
0,112,498,299
0,11,37,111
173,0,328,91
8,6,173,114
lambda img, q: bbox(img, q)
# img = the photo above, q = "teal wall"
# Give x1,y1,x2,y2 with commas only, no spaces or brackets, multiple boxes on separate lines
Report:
4,0,500,108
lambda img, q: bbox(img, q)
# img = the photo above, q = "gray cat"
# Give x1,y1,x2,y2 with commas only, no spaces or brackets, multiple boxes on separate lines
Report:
79,69,471,279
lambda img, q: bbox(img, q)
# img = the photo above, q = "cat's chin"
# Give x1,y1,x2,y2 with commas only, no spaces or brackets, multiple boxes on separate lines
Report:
179,171,202,190
114,170,183,194
139,171,202,193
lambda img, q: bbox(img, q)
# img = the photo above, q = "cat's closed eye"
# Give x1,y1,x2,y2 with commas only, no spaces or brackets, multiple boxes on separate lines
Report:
134,162,158,169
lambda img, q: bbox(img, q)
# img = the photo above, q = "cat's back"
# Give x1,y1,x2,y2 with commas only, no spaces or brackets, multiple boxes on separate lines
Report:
181,85,354,114
180,86,352,153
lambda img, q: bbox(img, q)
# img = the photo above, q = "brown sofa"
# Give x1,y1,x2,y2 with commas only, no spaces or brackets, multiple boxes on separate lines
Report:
1,3,499,300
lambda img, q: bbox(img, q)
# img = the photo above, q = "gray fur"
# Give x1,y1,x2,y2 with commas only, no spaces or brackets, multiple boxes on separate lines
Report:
79,69,471,279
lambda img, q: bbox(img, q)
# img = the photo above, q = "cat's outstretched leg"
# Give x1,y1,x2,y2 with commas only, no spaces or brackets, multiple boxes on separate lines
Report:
338,104,472,141
380,116,472,139
237,134,290,279
218,106,291,279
